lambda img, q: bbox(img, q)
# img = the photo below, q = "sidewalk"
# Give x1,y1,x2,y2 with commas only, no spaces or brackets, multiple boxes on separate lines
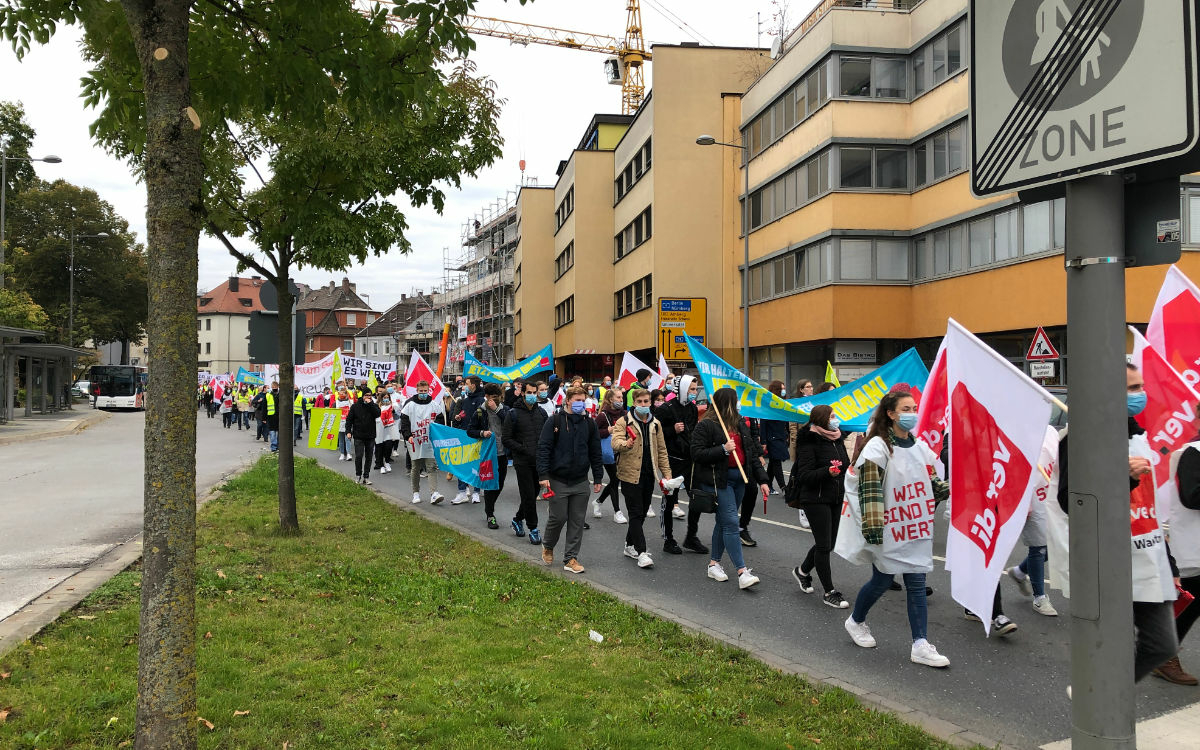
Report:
0,405,110,446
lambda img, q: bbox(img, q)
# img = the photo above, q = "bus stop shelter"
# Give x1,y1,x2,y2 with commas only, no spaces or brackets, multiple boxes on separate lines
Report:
0,326,90,423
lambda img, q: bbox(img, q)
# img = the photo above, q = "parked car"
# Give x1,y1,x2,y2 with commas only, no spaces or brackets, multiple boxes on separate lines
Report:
72,380,91,399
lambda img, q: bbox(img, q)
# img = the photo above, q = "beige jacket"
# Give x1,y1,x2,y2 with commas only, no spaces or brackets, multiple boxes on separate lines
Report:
611,414,672,484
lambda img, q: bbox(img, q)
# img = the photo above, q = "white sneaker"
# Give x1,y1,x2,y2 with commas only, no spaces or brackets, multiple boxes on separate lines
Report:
1007,565,1033,597
471,491,481,504
737,568,760,589
623,544,639,559
991,615,1018,636
412,493,422,504
451,492,468,505
797,510,811,529
844,616,877,648
361,477,372,486
671,505,686,519
1032,595,1059,616
707,562,729,582
430,492,445,505
637,551,654,568
910,640,950,668
592,500,603,518
613,510,629,524
646,506,657,518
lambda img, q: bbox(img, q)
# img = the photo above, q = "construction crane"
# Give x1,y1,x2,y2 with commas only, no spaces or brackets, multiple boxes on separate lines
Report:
362,1,651,115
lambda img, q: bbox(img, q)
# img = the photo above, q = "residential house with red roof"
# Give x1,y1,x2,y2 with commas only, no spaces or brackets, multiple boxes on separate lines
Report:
298,277,378,363
196,276,267,374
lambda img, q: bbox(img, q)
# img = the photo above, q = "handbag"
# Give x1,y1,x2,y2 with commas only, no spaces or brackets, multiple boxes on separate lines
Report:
601,435,615,465
687,461,718,514
784,468,804,508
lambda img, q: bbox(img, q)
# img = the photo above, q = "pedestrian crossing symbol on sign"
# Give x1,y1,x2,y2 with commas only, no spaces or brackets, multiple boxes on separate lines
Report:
1026,327,1060,360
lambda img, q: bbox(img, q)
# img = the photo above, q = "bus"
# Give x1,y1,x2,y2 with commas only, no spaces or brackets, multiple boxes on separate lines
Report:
90,365,148,409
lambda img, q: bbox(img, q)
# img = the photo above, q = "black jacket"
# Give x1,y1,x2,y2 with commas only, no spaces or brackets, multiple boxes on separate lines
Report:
760,419,791,461
537,410,604,484
655,399,697,460
791,426,849,506
467,403,509,455
345,400,381,441
689,417,769,489
1177,445,1200,511
504,402,547,466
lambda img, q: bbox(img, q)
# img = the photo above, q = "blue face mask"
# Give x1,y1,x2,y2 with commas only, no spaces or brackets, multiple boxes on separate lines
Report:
635,405,651,417
828,418,841,430
525,393,537,405
896,413,919,432
1127,391,1147,417
570,400,586,414
538,391,548,402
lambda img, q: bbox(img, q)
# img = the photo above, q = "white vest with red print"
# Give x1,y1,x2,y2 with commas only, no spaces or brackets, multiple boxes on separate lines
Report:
1129,434,1177,603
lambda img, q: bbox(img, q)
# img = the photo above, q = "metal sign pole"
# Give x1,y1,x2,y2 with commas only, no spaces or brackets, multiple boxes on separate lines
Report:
1065,173,1136,749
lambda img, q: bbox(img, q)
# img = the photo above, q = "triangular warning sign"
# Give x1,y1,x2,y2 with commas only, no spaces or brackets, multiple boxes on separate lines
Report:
1026,327,1060,360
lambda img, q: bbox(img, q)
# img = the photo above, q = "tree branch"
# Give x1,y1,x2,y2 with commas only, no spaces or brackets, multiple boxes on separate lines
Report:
206,221,277,281
223,119,267,188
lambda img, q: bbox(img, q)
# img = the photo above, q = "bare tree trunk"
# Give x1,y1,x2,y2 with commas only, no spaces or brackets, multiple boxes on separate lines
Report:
276,256,299,534
121,1,203,748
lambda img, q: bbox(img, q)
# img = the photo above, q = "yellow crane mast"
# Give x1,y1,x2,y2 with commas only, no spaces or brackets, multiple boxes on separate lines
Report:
363,1,652,115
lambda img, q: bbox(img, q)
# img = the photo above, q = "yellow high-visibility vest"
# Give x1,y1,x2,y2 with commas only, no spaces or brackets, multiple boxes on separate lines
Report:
293,393,304,415
265,393,276,416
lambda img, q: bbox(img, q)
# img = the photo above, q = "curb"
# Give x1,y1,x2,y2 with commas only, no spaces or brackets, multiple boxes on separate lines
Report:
0,409,111,446
0,467,244,659
368,482,1014,750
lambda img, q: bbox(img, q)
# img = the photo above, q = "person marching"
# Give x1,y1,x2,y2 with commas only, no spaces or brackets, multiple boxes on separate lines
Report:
611,388,674,569
625,368,654,408
345,387,381,485
536,386,604,574
592,387,628,523
220,387,234,428
789,404,851,609
334,383,355,462
502,380,547,545
401,380,445,504
842,389,951,668
690,387,768,590
292,386,305,445
467,383,510,530
656,375,703,556
374,390,400,475
761,381,791,495
452,376,486,505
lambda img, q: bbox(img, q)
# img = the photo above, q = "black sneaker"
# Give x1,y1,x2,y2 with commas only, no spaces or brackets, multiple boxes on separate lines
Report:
792,567,814,594
663,539,683,555
889,580,903,591
682,536,709,555
823,590,850,609
583,522,591,530
739,528,757,547
486,516,499,530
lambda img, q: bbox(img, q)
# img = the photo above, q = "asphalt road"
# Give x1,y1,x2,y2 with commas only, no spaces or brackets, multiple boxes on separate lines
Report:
294,437,1200,749
0,410,261,622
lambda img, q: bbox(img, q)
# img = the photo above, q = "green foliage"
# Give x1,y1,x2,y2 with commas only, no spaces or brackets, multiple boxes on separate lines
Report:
0,285,48,329
0,99,37,194
0,457,956,749
4,179,146,345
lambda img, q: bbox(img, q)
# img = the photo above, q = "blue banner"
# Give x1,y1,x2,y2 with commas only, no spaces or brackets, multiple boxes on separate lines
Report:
464,344,554,383
236,367,265,386
789,348,930,432
429,422,500,490
686,335,810,423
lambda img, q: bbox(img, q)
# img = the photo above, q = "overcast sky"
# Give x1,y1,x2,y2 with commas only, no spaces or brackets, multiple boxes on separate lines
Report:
0,0,816,310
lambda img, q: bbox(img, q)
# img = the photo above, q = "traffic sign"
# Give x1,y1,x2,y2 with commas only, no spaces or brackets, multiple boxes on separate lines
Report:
1027,326,1060,360
657,297,707,360
970,0,1198,196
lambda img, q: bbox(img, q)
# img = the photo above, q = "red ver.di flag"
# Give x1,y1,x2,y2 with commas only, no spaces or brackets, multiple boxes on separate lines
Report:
944,319,1051,634
401,350,446,403
1130,327,1200,508
1147,265,1200,387
914,341,948,460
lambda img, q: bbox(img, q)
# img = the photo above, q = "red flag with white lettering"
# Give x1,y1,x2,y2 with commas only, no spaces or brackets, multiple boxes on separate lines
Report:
945,319,1051,633
914,341,949,459
1147,265,1200,388
401,350,445,403
1130,327,1200,506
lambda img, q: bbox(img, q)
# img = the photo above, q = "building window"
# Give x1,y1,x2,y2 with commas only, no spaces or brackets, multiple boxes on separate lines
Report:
555,296,574,329
614,274,653,319
993,208,1019,262
346,312,356,326
743,59,829,159
343,339,353,351
840,56,872,97
914,122,967,188
205,342,211,354
913,198,1064,281
839,239,873,280
555,187,574,230
615,207,652,261
616,138,652,202
840,147,873,188
206,319,212,331
367,314,376,324
372,342,379,356
197,320,201,331
307,338,314,352
914,21,965,95
515,310,521,334
876,240,910,280
873,57,907,98
555,242,575,279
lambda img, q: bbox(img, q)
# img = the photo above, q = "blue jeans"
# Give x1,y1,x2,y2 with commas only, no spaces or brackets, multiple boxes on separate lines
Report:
269,430,279,452
338,432,350,457
458,479,476,494
704,468,746,571
241,411,251,429
852,565,928,642
1018,545,1047,597
293,415,303,441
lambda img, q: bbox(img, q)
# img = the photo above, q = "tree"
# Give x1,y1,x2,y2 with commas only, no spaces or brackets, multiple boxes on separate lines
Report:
5,179,147,349
208,57,503,532
0,100,36,194
0,286,48,329
1,2,518,747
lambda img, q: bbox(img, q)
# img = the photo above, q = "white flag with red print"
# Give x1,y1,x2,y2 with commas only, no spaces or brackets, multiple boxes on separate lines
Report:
914,341,949,460
658,353,672,381
617,351,665,391
1130,327,1200,508
1147,265,1200,388
401,350,445,402
944,319,1052,633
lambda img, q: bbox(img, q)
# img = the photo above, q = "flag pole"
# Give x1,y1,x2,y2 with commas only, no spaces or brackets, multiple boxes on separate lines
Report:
712,403,748,484
946,318,1068,413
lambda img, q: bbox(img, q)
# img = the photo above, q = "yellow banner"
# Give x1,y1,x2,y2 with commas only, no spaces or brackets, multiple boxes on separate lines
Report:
308,408,343,450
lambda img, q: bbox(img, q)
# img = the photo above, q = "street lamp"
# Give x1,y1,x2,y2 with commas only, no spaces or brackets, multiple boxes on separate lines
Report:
696,134,751,374
69,230,109,347
0,151,62,290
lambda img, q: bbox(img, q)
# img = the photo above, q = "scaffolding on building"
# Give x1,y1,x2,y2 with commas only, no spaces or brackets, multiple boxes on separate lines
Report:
434,185,529,374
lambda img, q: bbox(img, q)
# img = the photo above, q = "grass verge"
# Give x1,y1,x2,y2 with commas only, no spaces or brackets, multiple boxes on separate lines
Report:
0,456,956,749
